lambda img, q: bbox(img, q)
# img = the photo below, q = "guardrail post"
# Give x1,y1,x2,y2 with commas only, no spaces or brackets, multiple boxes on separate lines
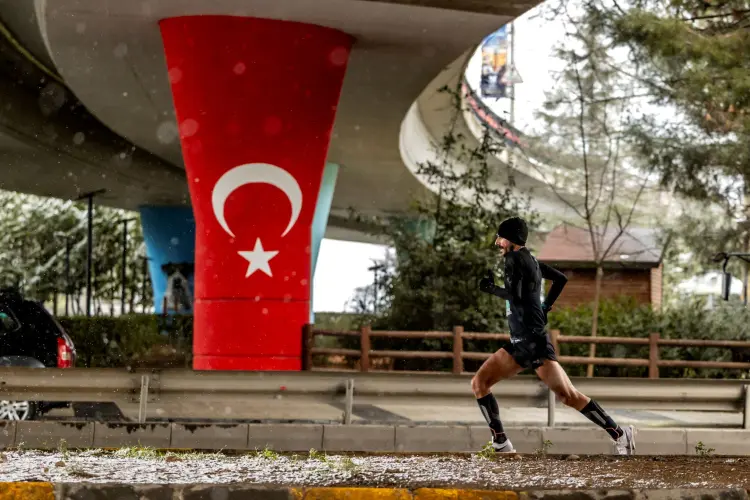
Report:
547,388,556,427
452,326,464,375
547,330,559,427
649,332,660,379
743,385,750,430
344,379,355,425
138,375,150,424
360,326,371,372
301,324,314,371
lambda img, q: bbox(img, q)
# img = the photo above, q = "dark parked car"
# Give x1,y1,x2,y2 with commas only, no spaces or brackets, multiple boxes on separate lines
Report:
0,288,76,420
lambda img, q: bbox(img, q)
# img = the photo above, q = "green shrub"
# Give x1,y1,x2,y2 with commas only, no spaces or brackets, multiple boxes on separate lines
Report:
58,299,750,379
60,312,360,369
60,314,191,368
548,296,750,379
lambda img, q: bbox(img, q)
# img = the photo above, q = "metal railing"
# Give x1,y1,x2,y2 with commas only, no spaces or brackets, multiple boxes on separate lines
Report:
302,326,750,377
0,368,748,429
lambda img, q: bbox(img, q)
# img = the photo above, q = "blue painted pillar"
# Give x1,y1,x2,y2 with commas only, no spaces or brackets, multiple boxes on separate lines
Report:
139,206,196,314
310,162,339,323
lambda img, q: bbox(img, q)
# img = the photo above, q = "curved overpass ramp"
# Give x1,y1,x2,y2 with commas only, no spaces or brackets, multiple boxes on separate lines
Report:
0,0,547,241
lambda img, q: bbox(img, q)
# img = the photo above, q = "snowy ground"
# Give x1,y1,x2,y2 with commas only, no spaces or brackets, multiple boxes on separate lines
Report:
0,449,748,489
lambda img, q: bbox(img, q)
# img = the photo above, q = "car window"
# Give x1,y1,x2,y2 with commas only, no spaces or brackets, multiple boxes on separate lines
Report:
0,304,20,333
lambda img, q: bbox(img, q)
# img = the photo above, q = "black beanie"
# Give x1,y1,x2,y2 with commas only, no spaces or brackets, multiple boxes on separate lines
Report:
497,217,528,246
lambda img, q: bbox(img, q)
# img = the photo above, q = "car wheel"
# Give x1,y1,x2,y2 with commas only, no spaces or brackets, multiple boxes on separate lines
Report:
0,400,37,420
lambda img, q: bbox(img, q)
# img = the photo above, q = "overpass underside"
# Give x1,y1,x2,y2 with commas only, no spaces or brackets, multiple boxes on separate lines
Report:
0,0,545,370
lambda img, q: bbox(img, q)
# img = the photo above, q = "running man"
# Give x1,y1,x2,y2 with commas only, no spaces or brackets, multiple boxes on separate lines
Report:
474,216,635,455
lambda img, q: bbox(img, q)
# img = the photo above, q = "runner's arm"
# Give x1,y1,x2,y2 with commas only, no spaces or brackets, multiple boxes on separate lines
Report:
538,261,567,309
479,273,513,300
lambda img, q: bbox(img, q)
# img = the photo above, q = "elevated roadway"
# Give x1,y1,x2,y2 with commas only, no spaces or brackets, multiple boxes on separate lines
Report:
0,0,559,242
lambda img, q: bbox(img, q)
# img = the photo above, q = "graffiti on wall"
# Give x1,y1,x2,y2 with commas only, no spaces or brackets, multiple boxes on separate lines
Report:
162,262,194,313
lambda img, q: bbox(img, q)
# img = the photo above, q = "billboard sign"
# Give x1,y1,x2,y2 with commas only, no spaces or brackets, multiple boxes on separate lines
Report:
480,25,510,98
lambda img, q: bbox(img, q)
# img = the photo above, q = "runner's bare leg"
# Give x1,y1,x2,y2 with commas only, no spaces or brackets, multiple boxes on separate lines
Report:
535,359,635,454
534,359,589,410
471,349,524,450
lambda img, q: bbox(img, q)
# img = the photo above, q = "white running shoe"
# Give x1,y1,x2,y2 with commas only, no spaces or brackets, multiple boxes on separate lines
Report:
614,425,636,455
492,439,516,453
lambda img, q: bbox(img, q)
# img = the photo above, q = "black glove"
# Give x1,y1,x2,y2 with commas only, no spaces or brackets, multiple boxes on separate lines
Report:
479,269,496,295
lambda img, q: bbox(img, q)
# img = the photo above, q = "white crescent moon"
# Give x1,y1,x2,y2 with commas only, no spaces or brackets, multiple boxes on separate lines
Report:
211,163,303,238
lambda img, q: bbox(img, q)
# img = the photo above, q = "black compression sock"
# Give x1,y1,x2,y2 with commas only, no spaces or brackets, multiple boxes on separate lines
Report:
580,399,623,441
477,393,507,443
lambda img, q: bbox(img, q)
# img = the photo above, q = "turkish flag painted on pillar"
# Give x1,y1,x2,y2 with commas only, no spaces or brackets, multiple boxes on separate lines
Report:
160,16,352,369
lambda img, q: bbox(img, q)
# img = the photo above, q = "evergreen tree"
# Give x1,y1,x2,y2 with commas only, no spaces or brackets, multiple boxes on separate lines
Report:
567,0,750,286
0,190,151,315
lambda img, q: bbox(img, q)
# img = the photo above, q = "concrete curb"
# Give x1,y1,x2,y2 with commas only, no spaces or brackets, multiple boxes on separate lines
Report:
3,421,750,455
0,484,748,500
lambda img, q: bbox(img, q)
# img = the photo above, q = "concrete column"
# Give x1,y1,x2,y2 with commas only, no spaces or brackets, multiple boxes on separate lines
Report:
310,162,340,324
139,206,196,315
160,15,353,370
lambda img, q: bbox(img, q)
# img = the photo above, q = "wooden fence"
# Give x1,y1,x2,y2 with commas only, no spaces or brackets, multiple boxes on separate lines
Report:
301,326,750,378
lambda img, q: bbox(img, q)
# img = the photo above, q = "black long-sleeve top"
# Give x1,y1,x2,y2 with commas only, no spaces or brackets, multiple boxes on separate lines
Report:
486,248,568,339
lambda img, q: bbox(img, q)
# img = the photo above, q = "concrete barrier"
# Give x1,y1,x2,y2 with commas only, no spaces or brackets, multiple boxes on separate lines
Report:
0,484,747,500
1,421,749,455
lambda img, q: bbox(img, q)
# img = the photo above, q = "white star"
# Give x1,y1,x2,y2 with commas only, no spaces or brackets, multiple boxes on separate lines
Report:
238,238,279,278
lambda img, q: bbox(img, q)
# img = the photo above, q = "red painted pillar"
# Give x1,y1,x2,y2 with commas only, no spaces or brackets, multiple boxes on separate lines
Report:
159,16,352,371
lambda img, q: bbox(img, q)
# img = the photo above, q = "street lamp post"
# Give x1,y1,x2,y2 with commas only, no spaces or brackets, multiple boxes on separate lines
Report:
140,255,151,313
75,189,106,317
64,237,71,317
367,262,386,315
713,251,750,301
118,218,136,315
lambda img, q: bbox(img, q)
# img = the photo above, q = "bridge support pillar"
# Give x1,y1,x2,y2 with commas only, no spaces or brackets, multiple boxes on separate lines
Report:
310,162,339,324
159,16,352,371
139,205,196,315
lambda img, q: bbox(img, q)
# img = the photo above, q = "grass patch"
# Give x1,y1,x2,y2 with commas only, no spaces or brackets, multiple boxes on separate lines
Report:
476,441,496,460
256,447,279,460
308,448,329,462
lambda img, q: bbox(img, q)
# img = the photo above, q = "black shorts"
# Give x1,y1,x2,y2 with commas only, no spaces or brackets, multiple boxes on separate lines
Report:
501,332,557,370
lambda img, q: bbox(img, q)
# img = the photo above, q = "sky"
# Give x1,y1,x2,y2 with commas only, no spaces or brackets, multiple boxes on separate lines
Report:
312,7,560,312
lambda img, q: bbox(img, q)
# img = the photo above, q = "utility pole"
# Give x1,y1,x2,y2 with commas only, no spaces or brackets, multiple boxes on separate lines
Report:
509,22,516,126
119,218,136,315
76,189,106,317
64,237,71,317
141,255,151,313
367,262,386,315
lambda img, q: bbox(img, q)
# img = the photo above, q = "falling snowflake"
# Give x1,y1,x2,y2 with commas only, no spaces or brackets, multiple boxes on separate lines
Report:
180,119,199,138
328,47,349,67
156,122,178,144
233,62,246,75
113,43,128,58
168,67,183,84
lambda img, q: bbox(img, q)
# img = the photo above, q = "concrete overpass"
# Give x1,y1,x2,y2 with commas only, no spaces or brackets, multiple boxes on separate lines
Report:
0,0,560,242
0,0,556,371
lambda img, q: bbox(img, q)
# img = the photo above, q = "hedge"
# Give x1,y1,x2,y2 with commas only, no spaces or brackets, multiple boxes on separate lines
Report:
58,300,750,378
59,314,192,369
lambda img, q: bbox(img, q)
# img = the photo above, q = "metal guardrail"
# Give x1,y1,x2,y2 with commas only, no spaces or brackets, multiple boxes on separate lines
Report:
0,368,748,428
